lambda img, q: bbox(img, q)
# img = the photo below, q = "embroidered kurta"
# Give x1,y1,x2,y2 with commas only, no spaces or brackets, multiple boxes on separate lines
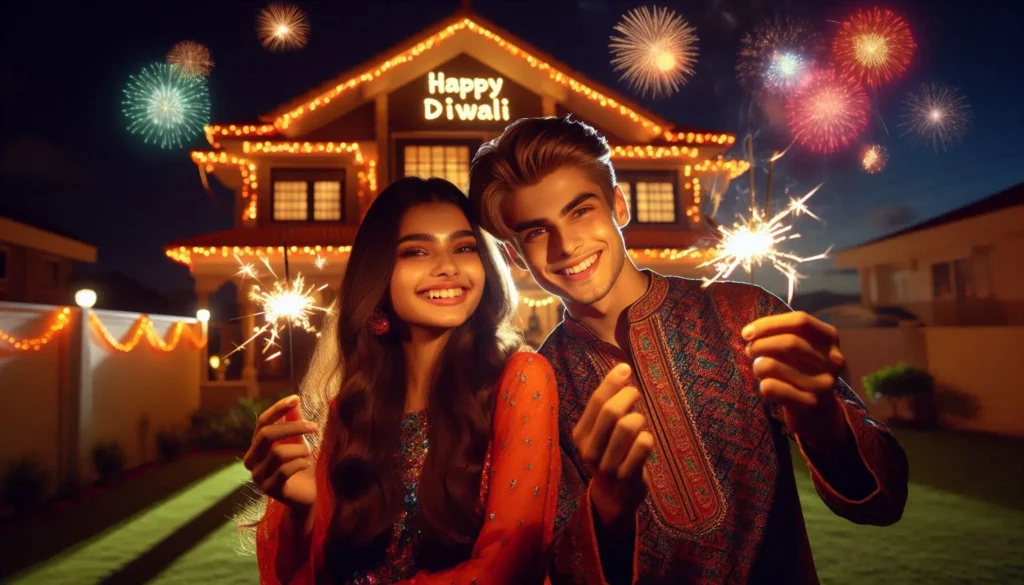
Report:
256,352,561,585
542,272,909,585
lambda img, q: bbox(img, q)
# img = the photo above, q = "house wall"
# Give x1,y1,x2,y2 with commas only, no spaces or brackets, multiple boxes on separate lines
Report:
836,325,1024,438
0,243,74,305
840,205,1024,326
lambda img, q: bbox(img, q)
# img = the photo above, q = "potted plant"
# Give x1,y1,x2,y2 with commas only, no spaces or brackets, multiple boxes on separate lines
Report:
1,455,49,516
92,441,126,484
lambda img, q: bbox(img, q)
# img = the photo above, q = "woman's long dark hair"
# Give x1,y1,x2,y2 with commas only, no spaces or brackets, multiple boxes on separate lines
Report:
322,177,522,580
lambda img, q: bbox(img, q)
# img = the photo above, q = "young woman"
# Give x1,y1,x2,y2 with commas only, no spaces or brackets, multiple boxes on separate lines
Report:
245,177,560,585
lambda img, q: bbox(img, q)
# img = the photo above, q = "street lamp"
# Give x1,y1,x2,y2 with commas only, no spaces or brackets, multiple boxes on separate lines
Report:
74,289,97,309
196,308,211,323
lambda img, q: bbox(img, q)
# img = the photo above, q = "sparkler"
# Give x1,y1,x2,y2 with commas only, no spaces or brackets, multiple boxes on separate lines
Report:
257,3,310,51
834,8,916,87
226,254,330,364
898,83,971,151
167,41,214,80
609,5,698,99
694,144,830,303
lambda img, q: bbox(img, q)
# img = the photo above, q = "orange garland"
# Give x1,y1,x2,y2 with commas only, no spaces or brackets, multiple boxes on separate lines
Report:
0,307,72,351
88,312,207,352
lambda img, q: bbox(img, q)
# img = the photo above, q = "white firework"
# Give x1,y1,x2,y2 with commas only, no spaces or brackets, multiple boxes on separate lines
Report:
610,6,698,99
899,83,971,152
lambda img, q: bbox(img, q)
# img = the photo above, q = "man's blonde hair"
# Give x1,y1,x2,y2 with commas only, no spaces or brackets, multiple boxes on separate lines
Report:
468,116,616,239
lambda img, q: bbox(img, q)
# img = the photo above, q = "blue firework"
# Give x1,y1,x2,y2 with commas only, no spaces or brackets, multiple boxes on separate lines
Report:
122,63,210,149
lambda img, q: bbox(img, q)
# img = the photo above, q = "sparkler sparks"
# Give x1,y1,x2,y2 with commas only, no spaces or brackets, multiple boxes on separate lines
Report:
696,186,830,303
609,5,698,99
898,83,971,151
314,254,327,270
227,255,329,361
834,8,916,87
257,3,309,52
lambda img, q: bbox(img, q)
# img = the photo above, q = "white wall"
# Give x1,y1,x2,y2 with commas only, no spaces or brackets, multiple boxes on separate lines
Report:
0,303,202,493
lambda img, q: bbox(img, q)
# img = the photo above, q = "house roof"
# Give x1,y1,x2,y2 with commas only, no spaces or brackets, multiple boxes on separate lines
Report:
843,182,1024,251
0,215,97,263
203,7,734,148
166,225,361,249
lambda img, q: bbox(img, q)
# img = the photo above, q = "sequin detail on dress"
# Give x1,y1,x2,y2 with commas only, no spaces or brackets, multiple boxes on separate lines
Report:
349,409,428,585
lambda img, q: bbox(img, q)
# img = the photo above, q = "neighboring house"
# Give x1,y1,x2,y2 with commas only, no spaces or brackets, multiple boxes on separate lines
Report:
0,216,97,305
165,6,748,393
834,183,1024,327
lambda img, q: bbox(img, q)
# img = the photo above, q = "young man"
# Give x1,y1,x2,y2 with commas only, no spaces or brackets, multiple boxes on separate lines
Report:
468,116,909,584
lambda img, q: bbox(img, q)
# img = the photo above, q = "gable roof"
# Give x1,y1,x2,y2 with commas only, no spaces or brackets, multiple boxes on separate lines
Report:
204,7,734,148
844,182,1024,251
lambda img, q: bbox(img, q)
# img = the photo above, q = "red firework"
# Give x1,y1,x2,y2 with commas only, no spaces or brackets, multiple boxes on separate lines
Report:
834,8,916,87
787,69,869,153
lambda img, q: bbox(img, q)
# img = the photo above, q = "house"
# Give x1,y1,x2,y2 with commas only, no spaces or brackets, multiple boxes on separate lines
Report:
834,183,1024,327
0,215,97,305
164,6,747,395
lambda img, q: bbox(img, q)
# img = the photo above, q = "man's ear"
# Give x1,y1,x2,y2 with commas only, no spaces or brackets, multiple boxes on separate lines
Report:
502,241,528,271
612,185,631,228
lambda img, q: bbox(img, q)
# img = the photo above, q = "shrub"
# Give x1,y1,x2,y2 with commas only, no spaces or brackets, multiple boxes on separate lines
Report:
863,362,935,420
156,430,184,462
93,441,126,483
1,455,49,515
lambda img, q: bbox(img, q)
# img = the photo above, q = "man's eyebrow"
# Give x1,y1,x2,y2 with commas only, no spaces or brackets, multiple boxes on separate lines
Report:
511,193,599,233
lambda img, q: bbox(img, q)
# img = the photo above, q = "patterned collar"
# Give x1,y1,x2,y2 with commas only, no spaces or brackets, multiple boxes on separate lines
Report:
560,269,671,345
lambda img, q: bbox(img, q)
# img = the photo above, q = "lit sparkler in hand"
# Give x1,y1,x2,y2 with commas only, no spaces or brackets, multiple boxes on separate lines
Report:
227,255,330,361
693,142,831,303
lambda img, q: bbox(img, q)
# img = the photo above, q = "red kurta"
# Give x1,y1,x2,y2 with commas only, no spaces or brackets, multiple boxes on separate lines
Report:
541,272,909,585
256,351,561,584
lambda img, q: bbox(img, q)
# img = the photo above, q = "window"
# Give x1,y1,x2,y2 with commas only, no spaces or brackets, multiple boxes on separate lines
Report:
42,259,60,289
401,143,473,194
616,172,677,223
0,247,7,281
271,169,345,222
932,262,953,300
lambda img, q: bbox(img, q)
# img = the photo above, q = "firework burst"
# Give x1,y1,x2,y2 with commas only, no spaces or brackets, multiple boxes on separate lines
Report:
609,5,698,99
257,3,310,51
860,143,889,173
834,8,916,87
787,69,869,153
697,186,830,303
227,256,330,361
898,83,971,151
167,41,214,79
737,16,818,98
122,63,210,149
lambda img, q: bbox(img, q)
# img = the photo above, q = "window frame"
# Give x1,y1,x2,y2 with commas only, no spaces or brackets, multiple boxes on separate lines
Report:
40,255,61,291
395,138,482,194
615,170,679,225
270,168,347,223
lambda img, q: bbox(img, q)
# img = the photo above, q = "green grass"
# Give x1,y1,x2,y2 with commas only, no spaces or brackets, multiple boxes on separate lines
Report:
3,430,1022,584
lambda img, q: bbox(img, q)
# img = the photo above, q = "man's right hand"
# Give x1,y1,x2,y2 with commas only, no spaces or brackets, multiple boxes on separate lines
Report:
573,363,654,527
243,395,319,511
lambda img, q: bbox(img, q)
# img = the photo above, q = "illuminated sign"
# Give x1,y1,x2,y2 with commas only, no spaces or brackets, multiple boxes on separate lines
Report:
423,71,510,122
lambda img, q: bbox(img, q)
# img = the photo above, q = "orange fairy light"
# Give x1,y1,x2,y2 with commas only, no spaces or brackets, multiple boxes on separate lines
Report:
0,307,72,351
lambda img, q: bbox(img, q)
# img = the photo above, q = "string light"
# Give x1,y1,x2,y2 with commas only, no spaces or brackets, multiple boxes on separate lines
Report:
242,141,362,159
89,312,206,353
0,308,72,351
521,295,557,308
662,131,734,145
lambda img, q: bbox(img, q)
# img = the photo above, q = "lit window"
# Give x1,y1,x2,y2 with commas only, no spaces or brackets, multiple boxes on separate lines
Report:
271,170,345,222
636,182,676,223
403,144,471,193
273,181,308,221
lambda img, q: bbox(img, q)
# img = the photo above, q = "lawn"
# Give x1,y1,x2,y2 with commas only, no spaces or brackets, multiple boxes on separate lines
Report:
3,429,1022,584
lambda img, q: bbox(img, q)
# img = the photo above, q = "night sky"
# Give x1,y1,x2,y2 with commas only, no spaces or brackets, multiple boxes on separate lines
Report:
1,0,1022,302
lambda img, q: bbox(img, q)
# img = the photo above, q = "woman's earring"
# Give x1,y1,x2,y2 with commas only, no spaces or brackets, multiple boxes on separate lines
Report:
368,307,390,336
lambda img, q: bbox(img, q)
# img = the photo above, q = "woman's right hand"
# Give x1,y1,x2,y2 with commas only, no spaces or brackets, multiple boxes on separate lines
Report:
244,395,318,509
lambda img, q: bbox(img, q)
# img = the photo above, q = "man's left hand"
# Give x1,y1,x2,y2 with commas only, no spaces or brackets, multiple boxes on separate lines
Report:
742,311,848,446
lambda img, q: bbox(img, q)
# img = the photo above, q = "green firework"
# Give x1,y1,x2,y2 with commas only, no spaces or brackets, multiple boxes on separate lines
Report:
122,63,210,149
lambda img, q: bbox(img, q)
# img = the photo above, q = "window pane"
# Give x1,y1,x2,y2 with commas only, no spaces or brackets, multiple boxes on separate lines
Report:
313,181,342,221
403,144,471,193
274,181,308,221
635,182,675,223
932,262,953,299
0,250,7,279
954,258,975,299
619,183,632,216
